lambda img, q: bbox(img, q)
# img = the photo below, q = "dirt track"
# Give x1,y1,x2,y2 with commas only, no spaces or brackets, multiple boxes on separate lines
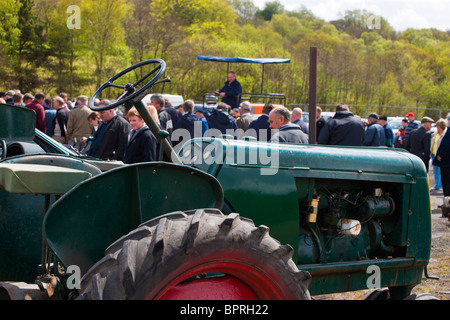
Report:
413,187,450,300
316,170,450,300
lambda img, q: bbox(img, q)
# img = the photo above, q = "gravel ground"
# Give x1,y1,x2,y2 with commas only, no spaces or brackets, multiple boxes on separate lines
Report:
412,187,450,300
314,170,450,300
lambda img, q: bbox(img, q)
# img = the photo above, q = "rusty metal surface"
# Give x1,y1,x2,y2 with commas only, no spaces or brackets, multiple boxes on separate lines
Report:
0,281,48,300
0,275,62,300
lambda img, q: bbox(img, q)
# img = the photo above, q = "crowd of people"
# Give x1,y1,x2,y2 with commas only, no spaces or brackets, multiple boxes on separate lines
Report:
2,86,449,196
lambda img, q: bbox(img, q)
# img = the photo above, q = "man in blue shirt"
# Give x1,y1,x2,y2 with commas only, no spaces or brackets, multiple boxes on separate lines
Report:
291,107,309,134
247,103,274,141
216,72,242,109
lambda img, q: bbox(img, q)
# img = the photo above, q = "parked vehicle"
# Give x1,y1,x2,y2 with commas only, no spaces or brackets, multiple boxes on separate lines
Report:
303,111,335,124
142,93,184,108
388,117,434,135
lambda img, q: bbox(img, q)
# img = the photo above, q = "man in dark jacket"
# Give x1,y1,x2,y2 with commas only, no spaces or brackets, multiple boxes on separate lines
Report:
89,100,131,161
403,111,419,143
269,107,308,144
247,103,274,141
291,107,309,135
318,103,365,146
216,72,242,109
52,96,69,144
175,100,200,138
378,115,394,148
405,117,434,171
363,113,385,147
163,98,179,128
151,94,173,133
204,102,238,136
173,100,200,148
315,106,327,143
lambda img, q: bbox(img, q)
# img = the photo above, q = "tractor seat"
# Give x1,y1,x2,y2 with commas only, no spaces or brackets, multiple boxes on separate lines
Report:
0,163,92,195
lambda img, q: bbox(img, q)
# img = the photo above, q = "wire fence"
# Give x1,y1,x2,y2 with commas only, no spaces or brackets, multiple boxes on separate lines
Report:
288,104,450,121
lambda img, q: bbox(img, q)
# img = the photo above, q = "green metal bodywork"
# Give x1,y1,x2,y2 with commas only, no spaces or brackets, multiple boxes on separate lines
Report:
43,162,224,275
178,137,432,296
0,104,35,141
0,105,120,282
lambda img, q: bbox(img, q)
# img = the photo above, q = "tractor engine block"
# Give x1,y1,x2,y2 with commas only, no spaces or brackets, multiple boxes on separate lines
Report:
298,181,405,265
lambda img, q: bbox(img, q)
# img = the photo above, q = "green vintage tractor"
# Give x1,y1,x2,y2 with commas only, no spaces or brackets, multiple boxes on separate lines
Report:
0,59,437,300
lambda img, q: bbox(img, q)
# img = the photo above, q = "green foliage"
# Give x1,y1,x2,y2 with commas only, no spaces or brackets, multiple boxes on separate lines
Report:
230,0,258,25
0,0,449,117
12,0,50,92
0,0,21,82
80,0,131,89
43,0,85,96
257,0,284,21
0,0,21,51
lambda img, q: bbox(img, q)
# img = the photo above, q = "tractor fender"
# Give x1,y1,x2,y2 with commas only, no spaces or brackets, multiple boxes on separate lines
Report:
43,162,224,277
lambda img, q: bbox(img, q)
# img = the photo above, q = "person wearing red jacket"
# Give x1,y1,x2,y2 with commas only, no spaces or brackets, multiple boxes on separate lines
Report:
25,92,46,133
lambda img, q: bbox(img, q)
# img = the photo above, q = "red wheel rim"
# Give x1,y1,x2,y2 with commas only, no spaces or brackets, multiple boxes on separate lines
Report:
159,275,258,300
152,261,287,300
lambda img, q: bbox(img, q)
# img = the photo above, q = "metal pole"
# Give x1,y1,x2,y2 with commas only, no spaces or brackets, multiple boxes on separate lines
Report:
261,64,265,93
309,47,318,144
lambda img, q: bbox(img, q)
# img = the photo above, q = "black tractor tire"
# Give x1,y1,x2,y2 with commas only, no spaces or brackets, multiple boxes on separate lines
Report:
362,288,391,300
442,205,450,218
77,209,311,300
363,289,440,300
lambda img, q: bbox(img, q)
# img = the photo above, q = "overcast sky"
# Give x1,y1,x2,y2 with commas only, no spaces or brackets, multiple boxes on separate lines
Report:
253,0,450,32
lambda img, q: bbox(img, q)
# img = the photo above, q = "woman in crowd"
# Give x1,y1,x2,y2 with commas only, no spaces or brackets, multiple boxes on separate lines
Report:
123,106,158,164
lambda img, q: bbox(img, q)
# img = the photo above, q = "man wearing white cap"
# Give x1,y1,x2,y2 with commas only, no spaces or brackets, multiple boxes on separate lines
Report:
237,101,253,136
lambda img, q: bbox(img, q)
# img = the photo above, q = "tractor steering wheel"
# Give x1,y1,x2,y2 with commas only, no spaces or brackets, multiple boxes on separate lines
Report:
89,59,166,111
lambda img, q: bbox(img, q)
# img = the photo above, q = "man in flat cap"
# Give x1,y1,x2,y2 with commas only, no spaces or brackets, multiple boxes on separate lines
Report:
405,116,434,171
363,113,385,146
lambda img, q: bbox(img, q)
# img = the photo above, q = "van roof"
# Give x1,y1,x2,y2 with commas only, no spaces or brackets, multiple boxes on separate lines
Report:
142,94,184,108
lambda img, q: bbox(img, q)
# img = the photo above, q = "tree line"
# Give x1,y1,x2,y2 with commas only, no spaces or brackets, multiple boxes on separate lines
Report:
1,0,449,119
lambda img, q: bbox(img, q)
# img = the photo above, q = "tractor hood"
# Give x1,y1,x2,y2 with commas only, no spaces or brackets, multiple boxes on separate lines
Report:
179,137,427,183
